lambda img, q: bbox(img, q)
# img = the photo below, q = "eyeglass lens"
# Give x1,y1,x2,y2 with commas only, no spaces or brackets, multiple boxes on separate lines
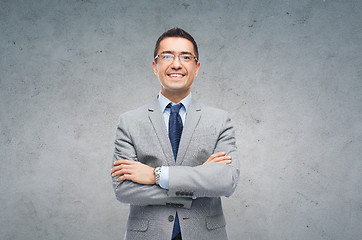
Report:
159,53,196,63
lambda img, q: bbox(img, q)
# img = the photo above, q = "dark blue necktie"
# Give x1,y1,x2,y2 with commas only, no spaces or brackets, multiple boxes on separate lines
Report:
168,103,183,160
168,103,183,239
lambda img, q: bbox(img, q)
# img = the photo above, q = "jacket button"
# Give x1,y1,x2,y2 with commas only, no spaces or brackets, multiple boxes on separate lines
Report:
168,215,174,222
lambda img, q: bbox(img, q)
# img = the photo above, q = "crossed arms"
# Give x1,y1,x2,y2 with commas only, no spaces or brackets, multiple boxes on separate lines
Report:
111,152,232,185
111,112,240,208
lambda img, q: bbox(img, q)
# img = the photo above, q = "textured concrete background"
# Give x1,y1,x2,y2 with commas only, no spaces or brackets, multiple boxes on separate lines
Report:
0,0,361,239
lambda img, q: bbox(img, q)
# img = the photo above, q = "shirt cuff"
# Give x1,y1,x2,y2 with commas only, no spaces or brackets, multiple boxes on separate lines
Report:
159,166,169,189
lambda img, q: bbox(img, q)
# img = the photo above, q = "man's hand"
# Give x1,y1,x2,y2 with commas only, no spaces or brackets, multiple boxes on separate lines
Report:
203,152,232,165
111,160,156,184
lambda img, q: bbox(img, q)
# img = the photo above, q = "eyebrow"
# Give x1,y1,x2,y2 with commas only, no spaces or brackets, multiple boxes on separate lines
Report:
160,50,193,55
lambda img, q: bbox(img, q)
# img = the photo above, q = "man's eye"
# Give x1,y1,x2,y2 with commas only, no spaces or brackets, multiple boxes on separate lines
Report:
162,54,174,60
181,55,192,60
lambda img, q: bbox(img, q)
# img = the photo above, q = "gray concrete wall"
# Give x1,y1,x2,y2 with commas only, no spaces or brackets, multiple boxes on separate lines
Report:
1,0,361,239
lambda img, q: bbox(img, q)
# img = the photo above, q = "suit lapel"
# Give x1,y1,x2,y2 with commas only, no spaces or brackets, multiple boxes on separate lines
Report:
147,99,175,166
176,99,202,165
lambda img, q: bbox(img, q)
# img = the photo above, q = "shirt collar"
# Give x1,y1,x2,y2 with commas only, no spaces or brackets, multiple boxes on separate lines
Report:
158,91,192,113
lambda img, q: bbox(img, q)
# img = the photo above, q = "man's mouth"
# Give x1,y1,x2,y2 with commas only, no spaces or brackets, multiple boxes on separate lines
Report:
167,73,185,78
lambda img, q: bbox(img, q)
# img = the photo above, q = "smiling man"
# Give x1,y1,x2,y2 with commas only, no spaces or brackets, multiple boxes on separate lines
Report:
111,27,240,240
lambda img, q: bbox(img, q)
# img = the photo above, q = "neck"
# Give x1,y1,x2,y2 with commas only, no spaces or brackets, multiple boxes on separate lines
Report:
161,89,190,103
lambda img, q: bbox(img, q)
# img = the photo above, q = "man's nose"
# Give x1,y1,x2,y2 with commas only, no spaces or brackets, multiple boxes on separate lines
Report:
170,56,182,69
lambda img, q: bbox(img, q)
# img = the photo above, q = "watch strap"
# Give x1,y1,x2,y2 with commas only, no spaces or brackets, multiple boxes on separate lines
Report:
153,167,161,185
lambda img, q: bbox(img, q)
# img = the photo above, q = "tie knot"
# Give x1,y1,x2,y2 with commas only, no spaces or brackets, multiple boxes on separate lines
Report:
169,103,183,114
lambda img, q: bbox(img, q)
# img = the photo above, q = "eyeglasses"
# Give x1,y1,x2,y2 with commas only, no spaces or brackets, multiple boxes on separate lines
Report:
154,53,198,63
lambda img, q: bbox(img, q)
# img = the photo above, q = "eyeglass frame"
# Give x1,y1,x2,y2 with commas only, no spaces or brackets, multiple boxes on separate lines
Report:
154,52,199,63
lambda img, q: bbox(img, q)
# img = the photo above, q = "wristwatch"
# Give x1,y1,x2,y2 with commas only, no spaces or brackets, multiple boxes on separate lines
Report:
153,167,161,185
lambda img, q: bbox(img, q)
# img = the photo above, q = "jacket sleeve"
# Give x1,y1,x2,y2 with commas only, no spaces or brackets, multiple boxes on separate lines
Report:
111,115,192,209
167,113,240,198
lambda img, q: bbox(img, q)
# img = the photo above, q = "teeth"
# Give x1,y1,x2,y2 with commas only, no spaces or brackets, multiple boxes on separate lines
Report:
169,74,183,77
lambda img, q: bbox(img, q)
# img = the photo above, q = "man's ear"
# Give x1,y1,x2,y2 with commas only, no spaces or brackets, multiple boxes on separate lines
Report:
194,61,201,77
152,61,158,76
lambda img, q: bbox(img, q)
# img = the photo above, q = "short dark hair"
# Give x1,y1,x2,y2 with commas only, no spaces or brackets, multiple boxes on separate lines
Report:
154,27,199,60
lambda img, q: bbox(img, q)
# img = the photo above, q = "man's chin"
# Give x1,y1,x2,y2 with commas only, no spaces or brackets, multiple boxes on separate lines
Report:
163,86,190,94
164,82,186,90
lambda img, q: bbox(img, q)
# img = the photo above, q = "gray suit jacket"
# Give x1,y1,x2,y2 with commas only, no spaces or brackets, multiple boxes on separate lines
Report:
112,98,240,240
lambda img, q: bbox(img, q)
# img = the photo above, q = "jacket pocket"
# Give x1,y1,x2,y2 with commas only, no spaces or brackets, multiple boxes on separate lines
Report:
127,218,149,232
205,214,226,230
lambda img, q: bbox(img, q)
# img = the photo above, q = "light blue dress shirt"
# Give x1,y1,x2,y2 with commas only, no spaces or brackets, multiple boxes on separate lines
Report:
157,92,192,189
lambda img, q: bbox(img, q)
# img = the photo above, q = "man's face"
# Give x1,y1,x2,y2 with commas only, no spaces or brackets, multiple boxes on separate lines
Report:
152,37,200,98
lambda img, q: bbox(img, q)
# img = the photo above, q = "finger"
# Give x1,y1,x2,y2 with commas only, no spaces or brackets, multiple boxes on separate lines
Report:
211,155,231,162
112,162,134,172
204,152,227,165
112,168,132,177
212,152,226,158
117,174,132,182
117,175,125,182
114,159,125,166
208,152,224,160
111,165,121,173
111,170,123,177
218,159,232,164
114,159,133,165
111,164,127,173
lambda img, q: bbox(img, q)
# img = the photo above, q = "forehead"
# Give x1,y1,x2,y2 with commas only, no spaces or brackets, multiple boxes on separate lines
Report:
158,37,195,54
